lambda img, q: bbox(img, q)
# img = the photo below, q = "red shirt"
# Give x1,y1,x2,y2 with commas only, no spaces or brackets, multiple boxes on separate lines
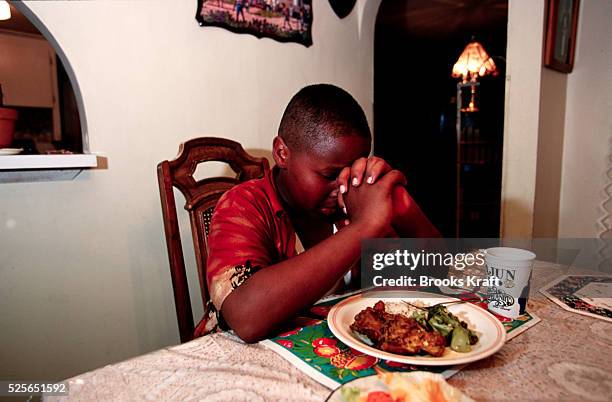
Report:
206,166,299,311
194,167,354,337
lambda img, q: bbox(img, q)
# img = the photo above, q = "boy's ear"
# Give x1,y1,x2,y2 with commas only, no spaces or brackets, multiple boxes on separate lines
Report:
273,136,290,168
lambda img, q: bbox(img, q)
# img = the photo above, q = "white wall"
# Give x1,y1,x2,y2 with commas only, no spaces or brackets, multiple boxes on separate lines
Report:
0,0,381,380
558,0,612,238
500,0,546,237
504,0,612,239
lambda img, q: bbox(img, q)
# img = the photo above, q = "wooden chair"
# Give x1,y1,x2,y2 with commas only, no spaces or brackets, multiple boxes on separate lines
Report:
157,137,270,343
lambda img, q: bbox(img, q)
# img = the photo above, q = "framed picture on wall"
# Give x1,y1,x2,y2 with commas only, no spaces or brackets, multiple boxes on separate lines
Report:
544,0,580,73
196,0,313,47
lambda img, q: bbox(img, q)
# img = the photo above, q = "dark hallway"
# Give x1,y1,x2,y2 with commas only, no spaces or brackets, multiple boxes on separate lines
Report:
374,0,508,237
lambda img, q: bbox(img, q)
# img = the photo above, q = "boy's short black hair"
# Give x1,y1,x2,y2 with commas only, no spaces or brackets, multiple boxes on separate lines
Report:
278,84,371,152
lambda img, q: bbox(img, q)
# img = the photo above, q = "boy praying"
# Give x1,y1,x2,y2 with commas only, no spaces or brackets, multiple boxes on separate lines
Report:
197,84,439,342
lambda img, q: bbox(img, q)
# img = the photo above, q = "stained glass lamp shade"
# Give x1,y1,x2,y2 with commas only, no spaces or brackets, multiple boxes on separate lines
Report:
452,41,497,82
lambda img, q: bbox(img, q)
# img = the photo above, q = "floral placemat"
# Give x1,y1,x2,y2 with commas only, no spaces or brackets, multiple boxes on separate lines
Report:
260,293,540,389
540,275,612,322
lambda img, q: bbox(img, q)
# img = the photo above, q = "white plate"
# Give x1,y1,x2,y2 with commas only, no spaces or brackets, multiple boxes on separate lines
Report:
326,372,475,402
327,291,506,366
0,148,23,155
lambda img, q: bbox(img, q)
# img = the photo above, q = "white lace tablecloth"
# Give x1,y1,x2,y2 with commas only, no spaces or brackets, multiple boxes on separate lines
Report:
51,263,612,401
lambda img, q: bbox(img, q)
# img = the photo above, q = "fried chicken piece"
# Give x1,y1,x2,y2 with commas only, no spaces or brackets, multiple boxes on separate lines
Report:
350,300,387,344
350,300,447,357
380,314,428,354
420,330,447,357
378,313,446,357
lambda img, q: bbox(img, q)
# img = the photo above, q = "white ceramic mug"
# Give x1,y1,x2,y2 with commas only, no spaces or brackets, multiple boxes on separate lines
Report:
485,247,536,319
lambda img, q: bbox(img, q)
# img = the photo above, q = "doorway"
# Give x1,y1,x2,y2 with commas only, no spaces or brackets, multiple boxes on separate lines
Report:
374,0,508,237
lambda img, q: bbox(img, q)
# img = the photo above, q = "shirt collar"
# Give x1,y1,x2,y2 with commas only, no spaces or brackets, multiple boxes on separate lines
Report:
263,165,286,218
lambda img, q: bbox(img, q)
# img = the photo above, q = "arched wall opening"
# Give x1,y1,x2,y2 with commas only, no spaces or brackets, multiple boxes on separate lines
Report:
1,1,88,154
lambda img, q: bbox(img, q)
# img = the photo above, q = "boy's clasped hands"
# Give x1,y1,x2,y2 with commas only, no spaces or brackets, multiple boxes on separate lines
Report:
335,156,408,237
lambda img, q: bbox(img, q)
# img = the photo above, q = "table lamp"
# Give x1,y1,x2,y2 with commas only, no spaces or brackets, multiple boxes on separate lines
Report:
452,40,497,112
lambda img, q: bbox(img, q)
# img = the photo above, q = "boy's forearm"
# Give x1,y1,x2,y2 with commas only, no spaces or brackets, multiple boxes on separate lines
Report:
220,222,383,343
391,186,441,238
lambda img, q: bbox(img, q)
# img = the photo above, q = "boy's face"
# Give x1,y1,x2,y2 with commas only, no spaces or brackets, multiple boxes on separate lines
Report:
276,133,371,218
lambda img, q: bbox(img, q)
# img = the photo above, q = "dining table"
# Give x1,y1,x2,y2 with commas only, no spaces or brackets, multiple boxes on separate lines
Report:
49,260,612,401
